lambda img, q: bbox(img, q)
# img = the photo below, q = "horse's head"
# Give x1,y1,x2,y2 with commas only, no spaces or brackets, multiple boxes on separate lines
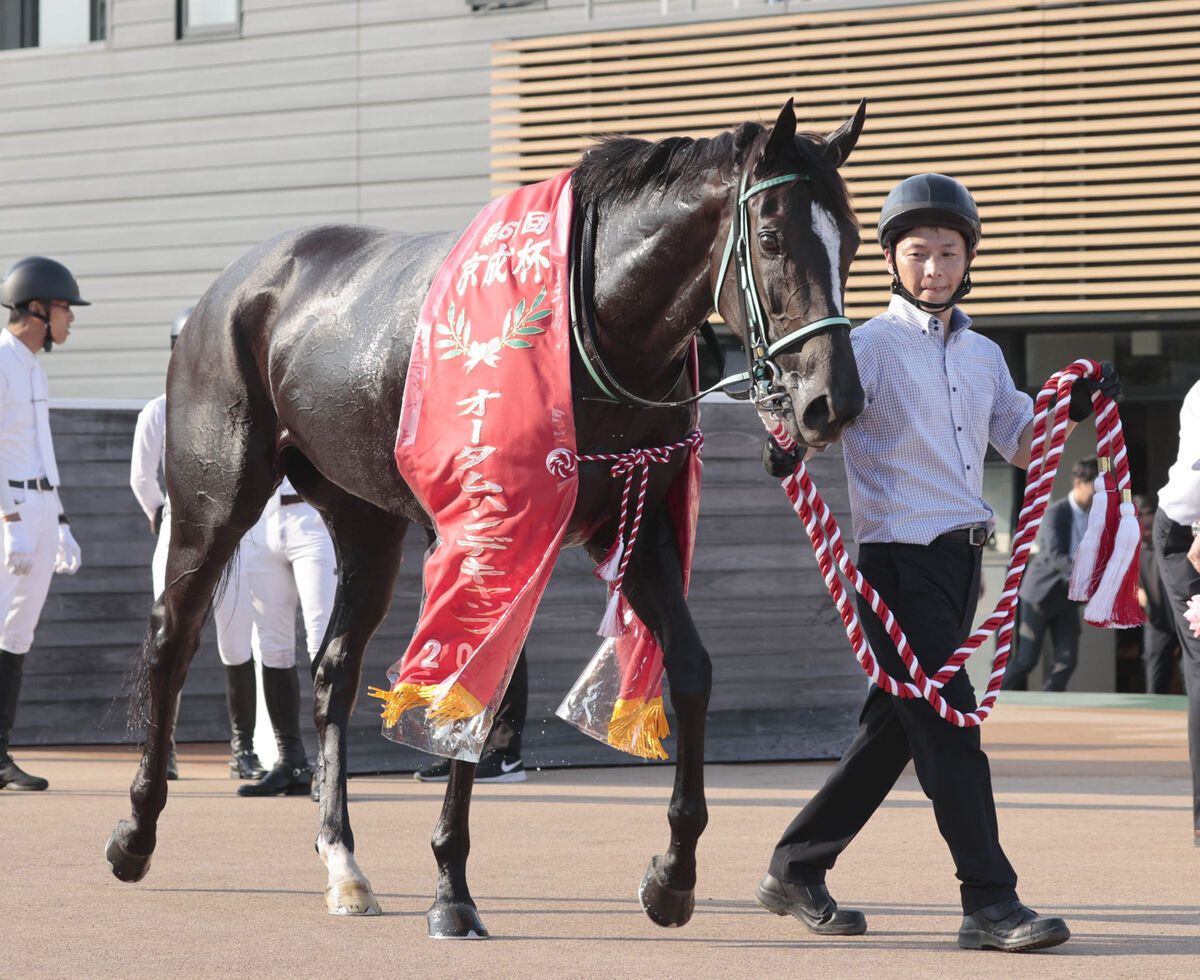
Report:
717,99,866,448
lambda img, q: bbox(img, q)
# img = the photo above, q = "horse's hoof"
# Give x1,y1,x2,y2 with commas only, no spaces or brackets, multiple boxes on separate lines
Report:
105,821,153,883
427,902,489,939
638,854,694,928
325,879,382,916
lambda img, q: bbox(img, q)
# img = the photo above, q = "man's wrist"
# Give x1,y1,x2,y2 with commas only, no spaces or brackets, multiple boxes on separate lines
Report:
2,513,20,524
1191,520,1200,538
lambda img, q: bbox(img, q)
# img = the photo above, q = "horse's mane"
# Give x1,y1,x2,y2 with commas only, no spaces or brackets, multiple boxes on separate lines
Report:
571,122,854,222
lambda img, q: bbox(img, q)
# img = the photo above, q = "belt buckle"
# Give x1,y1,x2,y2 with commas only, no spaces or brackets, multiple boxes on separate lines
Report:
968,526,988,547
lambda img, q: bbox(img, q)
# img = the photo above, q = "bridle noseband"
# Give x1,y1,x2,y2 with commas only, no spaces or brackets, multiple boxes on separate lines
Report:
570,165,851,411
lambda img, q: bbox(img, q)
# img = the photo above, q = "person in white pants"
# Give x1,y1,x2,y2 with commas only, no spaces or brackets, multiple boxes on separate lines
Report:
129,308,265,782
0,257,86,792
237,477,336,798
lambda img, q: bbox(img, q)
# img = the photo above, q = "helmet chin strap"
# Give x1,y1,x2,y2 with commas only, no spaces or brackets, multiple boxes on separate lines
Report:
890,268,972,315
20,304,54,352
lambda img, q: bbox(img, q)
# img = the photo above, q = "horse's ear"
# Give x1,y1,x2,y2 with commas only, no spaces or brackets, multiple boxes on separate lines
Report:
823,99,867,168
761,98,797,166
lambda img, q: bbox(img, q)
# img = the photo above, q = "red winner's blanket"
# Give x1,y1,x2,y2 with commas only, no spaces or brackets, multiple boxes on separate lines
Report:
370,170,701,762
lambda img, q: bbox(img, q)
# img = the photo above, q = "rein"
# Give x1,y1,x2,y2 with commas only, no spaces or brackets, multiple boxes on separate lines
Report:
569,167,849,410
763,359,1134,727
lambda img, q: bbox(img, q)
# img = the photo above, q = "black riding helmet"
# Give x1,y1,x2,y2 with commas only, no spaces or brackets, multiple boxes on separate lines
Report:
876,174,980,313
2,256,89,352
2,256,90,309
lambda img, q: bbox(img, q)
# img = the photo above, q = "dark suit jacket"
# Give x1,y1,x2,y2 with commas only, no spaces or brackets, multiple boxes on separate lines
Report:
1018,496,1077,610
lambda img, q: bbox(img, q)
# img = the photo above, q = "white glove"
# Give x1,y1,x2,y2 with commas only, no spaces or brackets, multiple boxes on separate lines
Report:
55,523,82,575
3,519,35,575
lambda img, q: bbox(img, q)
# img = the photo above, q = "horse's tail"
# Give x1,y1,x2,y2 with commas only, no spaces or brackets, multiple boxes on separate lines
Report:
119,542,244,736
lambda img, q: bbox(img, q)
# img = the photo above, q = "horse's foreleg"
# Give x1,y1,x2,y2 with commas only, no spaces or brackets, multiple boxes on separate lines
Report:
427,759,488,939
310,501,408,916
619,504,711,928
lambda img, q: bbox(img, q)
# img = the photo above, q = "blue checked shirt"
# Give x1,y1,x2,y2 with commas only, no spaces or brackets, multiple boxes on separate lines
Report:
843,295,1033,546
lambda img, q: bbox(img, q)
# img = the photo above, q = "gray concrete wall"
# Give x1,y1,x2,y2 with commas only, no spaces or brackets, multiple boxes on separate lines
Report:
16,399,864,771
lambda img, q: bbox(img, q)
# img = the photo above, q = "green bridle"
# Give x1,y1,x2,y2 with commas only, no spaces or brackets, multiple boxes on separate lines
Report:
570,166,850,410
713,169,851,409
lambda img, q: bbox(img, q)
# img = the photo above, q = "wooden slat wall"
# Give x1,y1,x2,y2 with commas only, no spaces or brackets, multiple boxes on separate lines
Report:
491,0,1200,319
15,402,864,771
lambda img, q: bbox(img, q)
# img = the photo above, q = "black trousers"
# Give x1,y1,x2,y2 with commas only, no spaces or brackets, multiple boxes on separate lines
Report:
1006,597,1081,691
1143,620,1179,695
769,538,1019,914
1152,509,1200,830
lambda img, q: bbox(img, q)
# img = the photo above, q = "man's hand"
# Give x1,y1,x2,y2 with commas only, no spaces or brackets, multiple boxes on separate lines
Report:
1188,533,1200,575
151,504,164,536
3,518,35,575
762,437,802,478
54,523,82,575
1069,360,1122,422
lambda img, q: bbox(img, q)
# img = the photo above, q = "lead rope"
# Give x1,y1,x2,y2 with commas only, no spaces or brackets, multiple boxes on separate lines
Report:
763,359,1136,727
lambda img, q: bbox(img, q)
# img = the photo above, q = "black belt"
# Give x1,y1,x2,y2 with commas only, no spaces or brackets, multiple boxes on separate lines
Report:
280,494,303,506
934,525,989,548
8,477,54,491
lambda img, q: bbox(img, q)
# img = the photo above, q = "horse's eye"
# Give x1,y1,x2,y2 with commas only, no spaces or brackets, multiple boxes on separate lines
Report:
758,230,781,254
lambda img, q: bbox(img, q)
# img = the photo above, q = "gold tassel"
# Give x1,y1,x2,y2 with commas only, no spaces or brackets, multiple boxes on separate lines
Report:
367,683,434,726
607,697,670,760
425,682,486,725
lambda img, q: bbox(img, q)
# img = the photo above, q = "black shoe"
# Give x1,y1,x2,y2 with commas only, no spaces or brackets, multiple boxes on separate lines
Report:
413,749,526,783
754,873,866,935
236,762,312,797
0,753,48,791
958,899,1070,952
230,750,267,781
166,744,179,781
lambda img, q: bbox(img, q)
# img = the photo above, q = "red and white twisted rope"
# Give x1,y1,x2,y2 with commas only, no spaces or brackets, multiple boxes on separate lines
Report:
765,359,1126,727
549,429,704,635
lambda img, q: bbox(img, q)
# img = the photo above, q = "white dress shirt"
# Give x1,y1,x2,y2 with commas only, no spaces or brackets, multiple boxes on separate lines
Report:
1157,379,1200,526
842,294,1034,545
0,328,59,486
130,394,166,522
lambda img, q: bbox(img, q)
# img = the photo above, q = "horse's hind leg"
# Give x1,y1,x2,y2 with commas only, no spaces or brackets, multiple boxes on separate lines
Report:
302,480,408,915
617,503,712,928
107,358,277,882
106,493,273,881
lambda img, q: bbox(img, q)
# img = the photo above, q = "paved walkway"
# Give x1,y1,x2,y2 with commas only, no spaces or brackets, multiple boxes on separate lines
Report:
3,699,1197,978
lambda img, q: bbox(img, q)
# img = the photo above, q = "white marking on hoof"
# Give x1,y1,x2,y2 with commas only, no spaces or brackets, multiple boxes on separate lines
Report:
325,879,381,916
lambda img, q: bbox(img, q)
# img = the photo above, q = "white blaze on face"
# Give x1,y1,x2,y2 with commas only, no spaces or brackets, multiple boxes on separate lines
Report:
811,203,843,315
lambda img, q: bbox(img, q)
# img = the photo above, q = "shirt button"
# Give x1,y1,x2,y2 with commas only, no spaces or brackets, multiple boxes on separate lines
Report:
957,426,962,431
967,465,972,470
952,386,957,392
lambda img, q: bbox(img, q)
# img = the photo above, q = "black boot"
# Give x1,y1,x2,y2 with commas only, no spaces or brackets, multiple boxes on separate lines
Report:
0,650,48,791
237,665,311,797
225,661,266,780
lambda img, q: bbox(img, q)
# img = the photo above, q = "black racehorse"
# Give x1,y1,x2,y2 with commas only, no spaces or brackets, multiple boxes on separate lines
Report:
106,99,866,937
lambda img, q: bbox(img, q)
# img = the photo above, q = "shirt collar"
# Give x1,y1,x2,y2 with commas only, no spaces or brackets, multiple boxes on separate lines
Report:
0,327,37,367
886,293,973,338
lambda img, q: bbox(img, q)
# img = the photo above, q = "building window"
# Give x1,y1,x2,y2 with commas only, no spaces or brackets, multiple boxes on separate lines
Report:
178,0,239,39
0,0,106,50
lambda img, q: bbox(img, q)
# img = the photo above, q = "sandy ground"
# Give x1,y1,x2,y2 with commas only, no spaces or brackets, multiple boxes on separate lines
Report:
2,701,1197,978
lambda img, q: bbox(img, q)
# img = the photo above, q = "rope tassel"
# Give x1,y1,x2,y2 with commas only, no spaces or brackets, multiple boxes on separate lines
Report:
1068,462,1114,601
1084,496,1146,628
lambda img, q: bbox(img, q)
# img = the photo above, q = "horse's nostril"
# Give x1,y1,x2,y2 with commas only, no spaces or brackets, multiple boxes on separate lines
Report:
802,394,831,433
